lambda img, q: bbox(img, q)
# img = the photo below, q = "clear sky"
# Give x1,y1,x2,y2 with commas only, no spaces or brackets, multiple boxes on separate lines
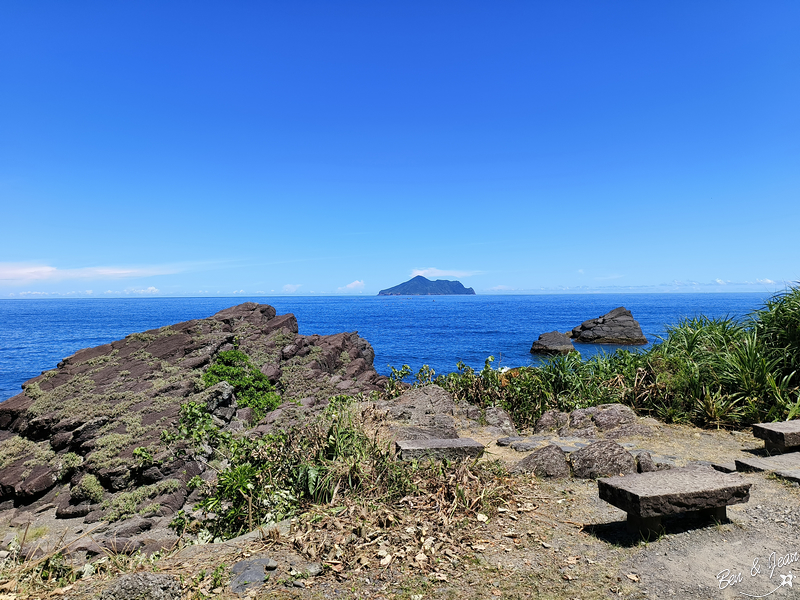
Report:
1,2,798,297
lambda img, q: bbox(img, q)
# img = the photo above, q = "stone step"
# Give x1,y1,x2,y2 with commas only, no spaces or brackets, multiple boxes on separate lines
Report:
395,438,484,461
752,421,800,453
734,452,800,473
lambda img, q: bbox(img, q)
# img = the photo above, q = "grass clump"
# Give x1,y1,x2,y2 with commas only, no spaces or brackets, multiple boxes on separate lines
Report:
103,479,180,521
203,348,281,421
70,474,105,504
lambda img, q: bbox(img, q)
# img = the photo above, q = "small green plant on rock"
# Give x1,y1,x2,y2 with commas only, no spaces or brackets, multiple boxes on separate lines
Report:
202,349,281,421
70,474,105,504
132,446,154,468
56,452,83,481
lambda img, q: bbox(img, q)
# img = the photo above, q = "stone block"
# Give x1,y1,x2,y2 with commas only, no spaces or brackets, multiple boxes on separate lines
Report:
598,466,750,532
752,421,800,453
395,438,484,461
734,452,800,473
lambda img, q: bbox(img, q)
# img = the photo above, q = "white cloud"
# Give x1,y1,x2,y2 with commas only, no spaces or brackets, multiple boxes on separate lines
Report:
337,280,365,292
715,279,727,285
282,284,302,293
0,262,179,284
593,274,624,281
125,286,159,294
488,285,515,291
411,267,477,278
757,278,776,284
577,269,584,275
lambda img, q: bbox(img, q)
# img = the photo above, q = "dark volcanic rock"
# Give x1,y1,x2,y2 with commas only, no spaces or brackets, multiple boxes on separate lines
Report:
570,307,648,345
99,572,182,600
231,556,279,594
534,410,570,433
378,275,475,296
0,302,382,514
534,404,645,440
511,444,570,478
530,331,576,355
570,440,636,479
636,451,657,473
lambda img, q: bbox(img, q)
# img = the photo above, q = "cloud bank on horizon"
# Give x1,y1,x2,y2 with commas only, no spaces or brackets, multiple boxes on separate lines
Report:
0,3,798,298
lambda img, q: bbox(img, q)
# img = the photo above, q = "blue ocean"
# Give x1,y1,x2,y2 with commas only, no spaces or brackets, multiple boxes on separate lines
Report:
0,293,773,402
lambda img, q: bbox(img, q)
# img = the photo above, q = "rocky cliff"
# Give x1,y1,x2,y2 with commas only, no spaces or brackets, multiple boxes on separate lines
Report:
0,303,384,518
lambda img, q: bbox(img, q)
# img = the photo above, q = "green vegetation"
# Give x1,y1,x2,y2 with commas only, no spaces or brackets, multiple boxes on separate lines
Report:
56,452,83,480
158,286,800,541
429,286,800,430
70,474,105,504
165,395,508,540
202,348,281,421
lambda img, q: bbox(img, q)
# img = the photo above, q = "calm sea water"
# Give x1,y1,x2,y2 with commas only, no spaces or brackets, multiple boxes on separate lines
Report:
0,293,772,401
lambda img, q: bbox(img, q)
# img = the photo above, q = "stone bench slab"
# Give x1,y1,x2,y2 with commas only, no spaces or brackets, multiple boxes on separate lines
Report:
395,438,484,461
752,421,800,452
774,469,800,484
598,466,751,520
734,452,800,473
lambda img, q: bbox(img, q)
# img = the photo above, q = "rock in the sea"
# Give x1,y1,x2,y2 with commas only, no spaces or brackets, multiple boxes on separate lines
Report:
530,331,576,355
570,307,648,345
511,444,570,478
570,440,636,478
99,572,182,600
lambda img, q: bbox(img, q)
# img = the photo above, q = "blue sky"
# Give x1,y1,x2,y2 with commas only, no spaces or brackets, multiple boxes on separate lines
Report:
1,2,798,297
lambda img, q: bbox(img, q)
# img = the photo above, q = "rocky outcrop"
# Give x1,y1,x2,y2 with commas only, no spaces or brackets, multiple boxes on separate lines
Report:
530,331,575,355
0,303,384,514
532,403,649,440
570,307,648,345
372,385,517,441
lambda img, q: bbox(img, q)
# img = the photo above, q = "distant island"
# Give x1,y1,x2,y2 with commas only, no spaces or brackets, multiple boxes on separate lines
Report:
378,275,476,296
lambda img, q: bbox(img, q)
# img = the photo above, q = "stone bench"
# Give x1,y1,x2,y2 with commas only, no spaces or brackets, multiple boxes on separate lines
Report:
734,451,800,473
598,466,751,534
395,438,484,461
752,421,800,453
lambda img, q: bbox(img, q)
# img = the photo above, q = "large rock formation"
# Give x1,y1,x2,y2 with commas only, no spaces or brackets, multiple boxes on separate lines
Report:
530,331,576,355
378,275,475,296
0,303,384,514
570,307,648,345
